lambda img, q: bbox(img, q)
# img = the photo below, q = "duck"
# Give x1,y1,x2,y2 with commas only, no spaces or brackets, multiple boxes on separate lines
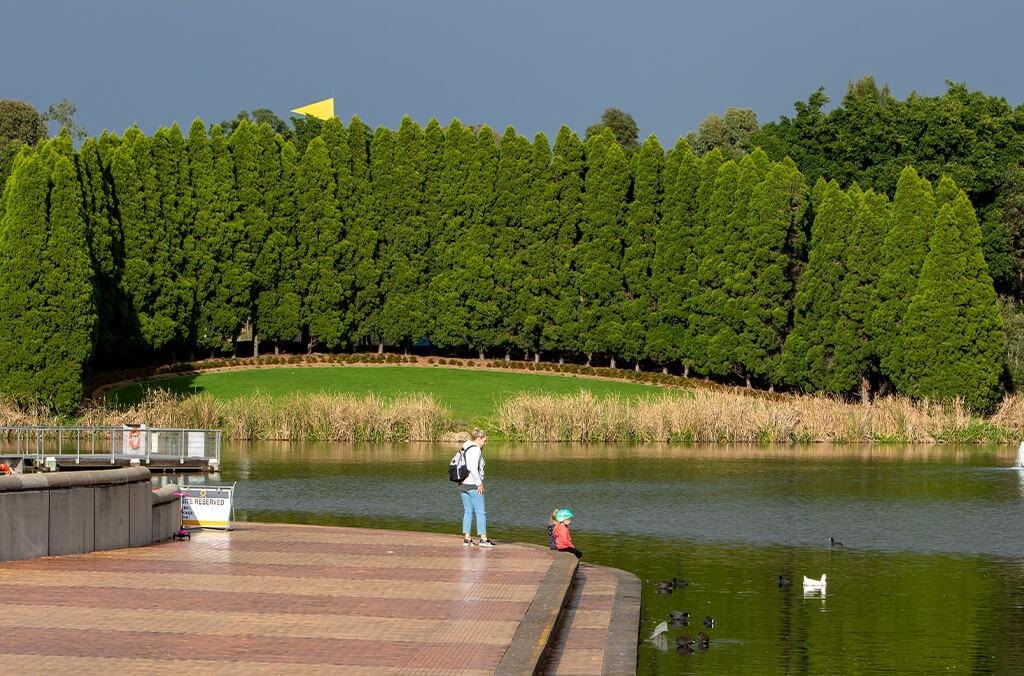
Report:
703,615,714,629
675,635,695,651
802,574,827,591
668,610,689,626
698,631,710,648
778,575,792,587
830,537,844,548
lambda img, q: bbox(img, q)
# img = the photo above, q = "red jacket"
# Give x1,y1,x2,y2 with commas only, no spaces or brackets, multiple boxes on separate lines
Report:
553,522,574,550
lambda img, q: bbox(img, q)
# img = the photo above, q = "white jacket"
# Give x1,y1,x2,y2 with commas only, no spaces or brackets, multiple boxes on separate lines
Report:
460,441,485,486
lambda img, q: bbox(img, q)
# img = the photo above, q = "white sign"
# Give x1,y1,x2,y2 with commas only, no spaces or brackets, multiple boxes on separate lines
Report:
181,484,235,530
122,424,147,456
187,432,206,458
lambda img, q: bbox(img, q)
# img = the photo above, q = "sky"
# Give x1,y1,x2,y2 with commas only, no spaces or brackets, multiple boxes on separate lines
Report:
4,0,1024,144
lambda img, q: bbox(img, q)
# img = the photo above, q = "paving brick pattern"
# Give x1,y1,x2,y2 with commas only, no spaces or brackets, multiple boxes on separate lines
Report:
538,563,632,675
0,522,563,674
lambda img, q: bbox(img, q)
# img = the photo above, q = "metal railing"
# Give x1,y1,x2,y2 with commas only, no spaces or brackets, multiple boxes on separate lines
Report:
0,425,221,466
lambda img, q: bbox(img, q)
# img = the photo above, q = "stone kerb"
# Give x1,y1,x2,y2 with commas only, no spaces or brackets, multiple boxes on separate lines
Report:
0,467,177,561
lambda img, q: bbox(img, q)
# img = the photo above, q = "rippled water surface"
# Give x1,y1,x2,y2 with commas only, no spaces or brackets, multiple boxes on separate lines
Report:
184,442,1024,674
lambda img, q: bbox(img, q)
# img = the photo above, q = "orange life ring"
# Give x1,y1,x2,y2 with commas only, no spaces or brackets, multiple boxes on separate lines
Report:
0,463,13,476
128,430,142,450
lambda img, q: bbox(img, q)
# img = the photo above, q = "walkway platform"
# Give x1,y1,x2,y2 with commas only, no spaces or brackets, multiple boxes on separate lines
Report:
0,522,639,674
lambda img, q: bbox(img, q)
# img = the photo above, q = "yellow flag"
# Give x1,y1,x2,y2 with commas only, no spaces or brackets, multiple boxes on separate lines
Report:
290,97,335,120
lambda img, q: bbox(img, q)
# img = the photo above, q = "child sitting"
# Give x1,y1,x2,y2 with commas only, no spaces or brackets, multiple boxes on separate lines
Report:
552,508,582,559
547,510,559,550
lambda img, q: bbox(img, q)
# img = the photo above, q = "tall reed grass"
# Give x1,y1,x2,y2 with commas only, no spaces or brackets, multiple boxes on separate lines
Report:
495,391,1020,443
1,390,449,442
4,389,1024,443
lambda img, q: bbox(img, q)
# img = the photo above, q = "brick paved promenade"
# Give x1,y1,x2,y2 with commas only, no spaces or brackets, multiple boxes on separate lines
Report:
0,522,636,674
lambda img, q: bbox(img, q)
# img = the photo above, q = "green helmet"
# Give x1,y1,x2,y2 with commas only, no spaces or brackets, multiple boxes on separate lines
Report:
555,509,574,522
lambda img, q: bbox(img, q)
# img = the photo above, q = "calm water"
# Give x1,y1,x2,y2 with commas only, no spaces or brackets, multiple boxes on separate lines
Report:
178,442,1024,674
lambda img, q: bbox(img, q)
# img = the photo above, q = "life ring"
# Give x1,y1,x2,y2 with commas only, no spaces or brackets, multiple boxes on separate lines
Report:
128,430,142,450
0,463,13,476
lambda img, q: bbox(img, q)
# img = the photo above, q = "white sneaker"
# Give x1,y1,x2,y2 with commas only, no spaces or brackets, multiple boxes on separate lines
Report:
463,538,476,547
478,539,495,548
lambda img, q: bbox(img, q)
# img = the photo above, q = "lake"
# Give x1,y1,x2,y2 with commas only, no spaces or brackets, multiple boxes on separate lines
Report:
174,441,1024,674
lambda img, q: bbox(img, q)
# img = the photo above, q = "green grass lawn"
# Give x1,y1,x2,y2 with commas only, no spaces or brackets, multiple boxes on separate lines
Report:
104,366,675,424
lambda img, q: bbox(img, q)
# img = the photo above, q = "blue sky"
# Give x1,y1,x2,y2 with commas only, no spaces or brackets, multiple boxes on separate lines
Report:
4,1,1023,143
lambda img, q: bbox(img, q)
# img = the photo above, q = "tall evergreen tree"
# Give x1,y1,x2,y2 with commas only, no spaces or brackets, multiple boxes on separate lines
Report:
366,126,396,350
461,126,500,358
578,128,629,367
378,117,428,348
344,115,378,347
651,141,702,374
150,124,194,354
233,121,274,352
621,135,663,367
783,181,862,393
491,127,534,356
421,119,446,275
252,134,301,353
722,153,767,383
295,136,347,349
838,186,891,401
692,158,740,376
874,166,936,377
113,128,172,355
0,153,96,413
314,118,357,348
189,120,246,354
428,119,475,349
519,132,559,360
740,161,809,387
547,126,585,358
42,155,98,411
890,201,1004,411
76,136,125,366
0,154,51,405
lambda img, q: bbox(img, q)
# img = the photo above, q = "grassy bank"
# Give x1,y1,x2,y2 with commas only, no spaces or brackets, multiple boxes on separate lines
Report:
103,365,668,424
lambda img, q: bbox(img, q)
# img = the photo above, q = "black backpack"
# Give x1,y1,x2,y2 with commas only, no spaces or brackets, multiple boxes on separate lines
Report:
448,444,480,482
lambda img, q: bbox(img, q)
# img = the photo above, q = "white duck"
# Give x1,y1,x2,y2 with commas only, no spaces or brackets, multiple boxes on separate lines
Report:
802,574,827,591
648,621,669,640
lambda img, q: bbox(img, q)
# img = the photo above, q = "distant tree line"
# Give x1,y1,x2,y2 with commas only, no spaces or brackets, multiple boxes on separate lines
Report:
0,110,1006,413
747,78,1024,299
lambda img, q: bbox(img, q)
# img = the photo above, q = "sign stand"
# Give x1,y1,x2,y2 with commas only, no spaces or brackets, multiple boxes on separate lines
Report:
180,483,236,530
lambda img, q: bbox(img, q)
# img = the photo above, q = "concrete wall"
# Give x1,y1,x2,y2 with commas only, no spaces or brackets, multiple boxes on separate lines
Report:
151,485,181,543
0,467,180,562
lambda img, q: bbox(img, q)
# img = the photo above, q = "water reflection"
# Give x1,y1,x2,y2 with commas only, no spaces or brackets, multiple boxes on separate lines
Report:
223,440,1016,465
158,440,1024,673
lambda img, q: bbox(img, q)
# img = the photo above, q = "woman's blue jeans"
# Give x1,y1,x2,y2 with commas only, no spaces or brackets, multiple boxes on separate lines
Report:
460,489,487,535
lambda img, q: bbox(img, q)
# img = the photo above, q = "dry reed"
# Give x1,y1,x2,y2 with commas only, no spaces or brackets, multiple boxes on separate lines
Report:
72,389,448,442
495,391,1013,443
5,389,1024,443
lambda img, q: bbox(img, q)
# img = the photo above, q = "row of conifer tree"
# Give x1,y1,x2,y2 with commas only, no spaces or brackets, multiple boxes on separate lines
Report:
0,116,1004,413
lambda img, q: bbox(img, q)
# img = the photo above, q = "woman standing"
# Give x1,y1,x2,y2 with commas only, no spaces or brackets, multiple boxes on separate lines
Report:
459,429,494,547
